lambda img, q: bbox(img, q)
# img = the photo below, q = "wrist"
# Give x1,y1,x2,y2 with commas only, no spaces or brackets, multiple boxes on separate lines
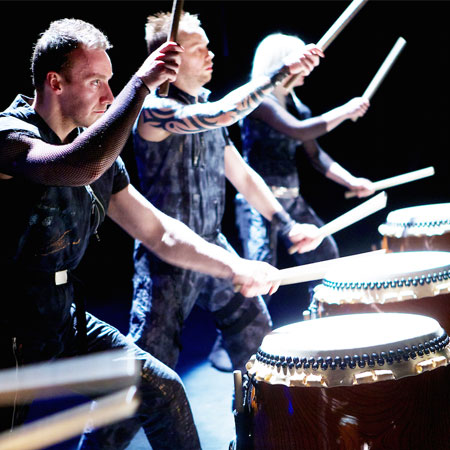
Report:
269,66,291,87
271,210,295,235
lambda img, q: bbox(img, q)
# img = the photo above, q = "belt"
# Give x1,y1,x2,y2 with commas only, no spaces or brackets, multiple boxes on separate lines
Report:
270,186,299,199
55,270,68,286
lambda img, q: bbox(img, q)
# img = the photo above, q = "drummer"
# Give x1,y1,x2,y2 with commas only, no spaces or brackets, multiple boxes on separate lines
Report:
127,11,326,373
235,32,375,309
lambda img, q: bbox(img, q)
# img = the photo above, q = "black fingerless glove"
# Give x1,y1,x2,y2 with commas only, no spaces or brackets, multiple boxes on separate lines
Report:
271,210,295,237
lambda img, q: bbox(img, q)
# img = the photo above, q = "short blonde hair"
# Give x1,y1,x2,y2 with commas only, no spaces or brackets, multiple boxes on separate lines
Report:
251,33,305,79
145,11,202,54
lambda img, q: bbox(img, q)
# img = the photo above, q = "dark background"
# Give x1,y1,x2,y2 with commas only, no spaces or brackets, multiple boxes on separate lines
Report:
2,0,449,329
2,2,449,447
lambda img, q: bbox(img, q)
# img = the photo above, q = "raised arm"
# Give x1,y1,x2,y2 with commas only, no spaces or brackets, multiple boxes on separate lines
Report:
0,42,182,186
250,95,370,144
137,44,323,142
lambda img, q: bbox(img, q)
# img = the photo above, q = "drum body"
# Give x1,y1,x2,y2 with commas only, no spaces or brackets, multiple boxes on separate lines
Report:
313,251,450,334
245,313,450,450
379,203,450,252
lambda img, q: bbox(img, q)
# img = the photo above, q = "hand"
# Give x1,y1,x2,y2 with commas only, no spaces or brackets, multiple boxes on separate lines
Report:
232,259,281,298
288,222,323,254
283,44,324,78
348,177,376,198
136,41,183,91
341,97,370,122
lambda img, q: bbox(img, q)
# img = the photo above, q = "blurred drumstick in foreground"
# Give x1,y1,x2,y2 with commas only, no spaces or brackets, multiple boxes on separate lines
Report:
362,37,407,100
0,350,139,405
158,0,184,97
284,0,368,89
274,249,385,286
0,386,140,450
345,166,435,199
289,191,387,254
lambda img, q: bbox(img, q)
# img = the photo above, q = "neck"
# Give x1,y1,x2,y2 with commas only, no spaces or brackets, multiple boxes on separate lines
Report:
32,93,74,143
174,79,202,100
272,85,289,108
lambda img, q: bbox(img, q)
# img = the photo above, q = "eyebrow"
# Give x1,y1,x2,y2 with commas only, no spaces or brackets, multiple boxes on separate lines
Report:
83,71,113,80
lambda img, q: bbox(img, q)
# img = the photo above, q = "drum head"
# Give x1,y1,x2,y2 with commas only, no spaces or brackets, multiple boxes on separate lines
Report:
379,203,450,238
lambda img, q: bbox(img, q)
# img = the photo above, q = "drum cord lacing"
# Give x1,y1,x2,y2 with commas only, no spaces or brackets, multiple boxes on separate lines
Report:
322,269,450,291
386,219,450,228
255,333,449,371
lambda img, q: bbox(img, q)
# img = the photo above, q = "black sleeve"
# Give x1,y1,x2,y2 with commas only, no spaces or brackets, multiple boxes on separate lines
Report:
0,76,148,187
251,99,329,143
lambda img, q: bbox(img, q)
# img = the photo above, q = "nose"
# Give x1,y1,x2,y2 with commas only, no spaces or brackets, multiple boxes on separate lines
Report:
101,83,114,105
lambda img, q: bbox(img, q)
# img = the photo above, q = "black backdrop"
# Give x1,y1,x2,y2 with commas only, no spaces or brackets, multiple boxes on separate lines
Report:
3,1,449,320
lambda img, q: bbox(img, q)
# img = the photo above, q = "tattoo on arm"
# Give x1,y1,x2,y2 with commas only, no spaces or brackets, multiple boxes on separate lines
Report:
141,74,288,134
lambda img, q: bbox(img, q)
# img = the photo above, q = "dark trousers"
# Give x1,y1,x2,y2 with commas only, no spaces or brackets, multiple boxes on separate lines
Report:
129,233,272,373
0,309,201,450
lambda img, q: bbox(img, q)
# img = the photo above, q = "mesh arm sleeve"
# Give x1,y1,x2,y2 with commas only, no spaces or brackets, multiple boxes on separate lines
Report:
0,75,148,186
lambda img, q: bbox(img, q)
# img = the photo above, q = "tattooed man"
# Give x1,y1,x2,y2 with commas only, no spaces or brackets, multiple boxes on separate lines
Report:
129,11,324,373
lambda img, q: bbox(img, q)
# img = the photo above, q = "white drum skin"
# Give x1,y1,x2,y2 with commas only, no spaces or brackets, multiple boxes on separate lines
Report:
313,251,450,334
379,203,450,252
244,313,450,450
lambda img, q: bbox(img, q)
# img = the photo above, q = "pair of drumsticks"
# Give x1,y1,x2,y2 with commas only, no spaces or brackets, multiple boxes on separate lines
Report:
0,350,140,450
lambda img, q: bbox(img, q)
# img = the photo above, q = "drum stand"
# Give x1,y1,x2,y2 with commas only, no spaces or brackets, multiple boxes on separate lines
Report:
230,370,252,450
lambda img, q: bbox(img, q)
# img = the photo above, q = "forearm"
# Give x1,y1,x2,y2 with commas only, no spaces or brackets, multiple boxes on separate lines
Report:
0,76,148,186
233,169,283,221
109,186,240,279
321,105,353,132
146,214,239,279
141,70,291,134
325,162,358,187
251,100,330,143
53,75,149,183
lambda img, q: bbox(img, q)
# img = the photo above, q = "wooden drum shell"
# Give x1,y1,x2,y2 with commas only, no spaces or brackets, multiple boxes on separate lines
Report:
249,365,450,450
313,251,450,335
244,313,450,450
382,233,450,253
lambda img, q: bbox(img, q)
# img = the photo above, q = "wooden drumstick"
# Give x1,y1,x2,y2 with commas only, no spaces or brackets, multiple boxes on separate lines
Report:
274,249,385,286
288,191,387,255
345,166,435,199
362,37,407,100
284,0,368,89
158,0,184,97
0,386,140,450
0,350,139,405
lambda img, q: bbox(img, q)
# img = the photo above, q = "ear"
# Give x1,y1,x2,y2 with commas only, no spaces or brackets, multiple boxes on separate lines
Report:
46,72,64,95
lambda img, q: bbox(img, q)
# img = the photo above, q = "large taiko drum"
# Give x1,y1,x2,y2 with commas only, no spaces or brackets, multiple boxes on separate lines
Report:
379,203,450,252
244,313,450,450
313,251,450,334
